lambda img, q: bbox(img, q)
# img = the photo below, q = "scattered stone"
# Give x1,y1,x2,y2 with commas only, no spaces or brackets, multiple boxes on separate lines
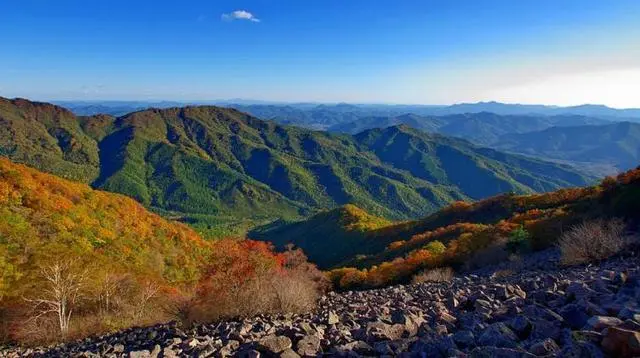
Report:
4,254,638,357
453,330,476,348
327,311,340,325
257,335,292,354
529,338,560,356
296,335,321,356
470,346,536,357
279,348,301,358
601,326,640,357
586,316,623,331
478,322,519,348
559,304,590,329
128,350,151,358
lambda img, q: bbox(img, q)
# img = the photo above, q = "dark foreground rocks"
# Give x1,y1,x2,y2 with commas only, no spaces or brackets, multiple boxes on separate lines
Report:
2,255,639,357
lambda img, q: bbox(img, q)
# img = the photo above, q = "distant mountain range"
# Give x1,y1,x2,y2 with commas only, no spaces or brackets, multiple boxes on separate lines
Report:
53,101,640,174
1,97,592,234
494,121,640,171
326,112,640,174
328,112,611,144
55,100,640,125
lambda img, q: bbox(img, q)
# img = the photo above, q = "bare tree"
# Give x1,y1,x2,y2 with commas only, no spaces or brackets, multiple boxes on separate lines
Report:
97,273,128,314
25,261,86,335
134,280,160,320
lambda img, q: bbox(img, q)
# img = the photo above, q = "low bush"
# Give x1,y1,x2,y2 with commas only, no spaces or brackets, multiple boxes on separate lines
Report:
558,219,626,265
411,267,454,284
183,246,327,325
1,240,326,346
506,226,531,254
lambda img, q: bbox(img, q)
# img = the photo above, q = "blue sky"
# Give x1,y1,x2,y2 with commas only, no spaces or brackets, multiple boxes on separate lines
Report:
1,0,639,106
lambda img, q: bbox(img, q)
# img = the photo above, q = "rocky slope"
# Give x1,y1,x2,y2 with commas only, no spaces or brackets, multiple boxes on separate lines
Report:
3,251,639,357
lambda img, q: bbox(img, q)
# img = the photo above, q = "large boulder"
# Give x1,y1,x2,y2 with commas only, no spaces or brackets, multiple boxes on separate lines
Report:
601,326,640,357
257,335,292,355
296,335,321,356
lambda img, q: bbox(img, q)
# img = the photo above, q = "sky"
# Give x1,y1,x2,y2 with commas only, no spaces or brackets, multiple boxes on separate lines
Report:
1,0,640,107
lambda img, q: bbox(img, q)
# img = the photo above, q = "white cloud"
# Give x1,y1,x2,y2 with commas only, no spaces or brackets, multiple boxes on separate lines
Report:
222,10,260,23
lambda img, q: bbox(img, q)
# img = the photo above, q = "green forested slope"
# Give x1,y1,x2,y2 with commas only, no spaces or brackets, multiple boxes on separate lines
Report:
0,97,592,233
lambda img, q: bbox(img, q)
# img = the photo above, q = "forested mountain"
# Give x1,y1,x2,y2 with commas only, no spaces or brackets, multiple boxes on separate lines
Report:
228,102,639,129
434,113,610,146
329,112,610,144
0,157,323,343
494,121,640,171
53,100,184,117
0,97,592,233
58,101,640,130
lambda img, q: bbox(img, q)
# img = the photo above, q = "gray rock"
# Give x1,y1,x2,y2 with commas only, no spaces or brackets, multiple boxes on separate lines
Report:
453,330,476,348
327,311,340,325
529,338,560,356
128,350,151,358
365,321,405,341
112,344,125,354
601,326,640,357
470,346,536,357
530,319,561,340
559,304,590,329
257,335,292,354
280,348,301,358
478,322,519,348
509,315,532,338
296,335,321,356
333,341,374,355
586,316,623,331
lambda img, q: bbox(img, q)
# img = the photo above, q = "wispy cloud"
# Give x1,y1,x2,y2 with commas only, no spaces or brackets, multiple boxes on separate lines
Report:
222,10,260,23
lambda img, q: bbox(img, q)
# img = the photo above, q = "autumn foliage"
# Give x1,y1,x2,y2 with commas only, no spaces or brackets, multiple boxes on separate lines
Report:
329,167,640,290
0,158,324,345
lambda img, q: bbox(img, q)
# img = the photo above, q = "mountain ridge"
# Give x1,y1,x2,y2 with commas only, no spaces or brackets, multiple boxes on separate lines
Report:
0,97,593,234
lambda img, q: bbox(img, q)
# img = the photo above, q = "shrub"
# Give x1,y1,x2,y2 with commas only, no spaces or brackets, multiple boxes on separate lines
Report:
558,219,626,265
506,226,531,254
411,267,454,284
424,240,446,255
184,246,326,325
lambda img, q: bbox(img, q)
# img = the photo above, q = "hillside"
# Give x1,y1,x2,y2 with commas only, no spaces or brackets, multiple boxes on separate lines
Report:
353,125,588,198
495,121,640,171
250,204,392,268
436,113,609,146
0,157,209,300
0,98,101,183
255,166,640,278
0,157,325,344
0,97,593,233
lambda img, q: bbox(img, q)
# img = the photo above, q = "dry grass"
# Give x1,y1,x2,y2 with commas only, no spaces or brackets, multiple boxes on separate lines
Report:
181,248,327,326
558,219,627,265
411,267,454,284
3,249,327,346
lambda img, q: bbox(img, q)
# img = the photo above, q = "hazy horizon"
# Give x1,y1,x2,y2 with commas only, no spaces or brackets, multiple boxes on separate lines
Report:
35,98,640,111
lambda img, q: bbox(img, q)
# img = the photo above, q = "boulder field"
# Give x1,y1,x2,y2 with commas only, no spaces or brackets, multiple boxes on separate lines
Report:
2,252,639,357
